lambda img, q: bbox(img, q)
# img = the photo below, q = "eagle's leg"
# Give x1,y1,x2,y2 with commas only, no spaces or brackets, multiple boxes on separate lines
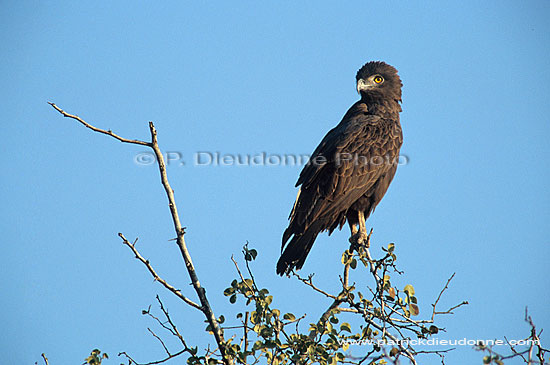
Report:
357,210,369,247
348,210,369,247
348,221,359,249
348,220,358,237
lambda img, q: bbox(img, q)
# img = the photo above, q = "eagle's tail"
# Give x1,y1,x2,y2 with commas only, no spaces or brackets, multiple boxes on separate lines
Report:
277,221,323,276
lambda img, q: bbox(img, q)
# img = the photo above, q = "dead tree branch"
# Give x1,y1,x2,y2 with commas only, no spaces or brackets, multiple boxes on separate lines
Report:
49,103,232,365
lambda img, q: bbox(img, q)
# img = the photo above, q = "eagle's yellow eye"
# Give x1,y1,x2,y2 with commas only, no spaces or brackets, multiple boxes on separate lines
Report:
374,75,384,84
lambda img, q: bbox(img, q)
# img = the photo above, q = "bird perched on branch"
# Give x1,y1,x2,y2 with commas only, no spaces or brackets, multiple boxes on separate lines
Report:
277,61,403,276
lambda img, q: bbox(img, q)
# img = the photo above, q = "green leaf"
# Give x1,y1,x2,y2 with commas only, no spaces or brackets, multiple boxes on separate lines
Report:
283,313,296,321
244,278,254,287
350,258,357,269
341,251,349,265
387,243,395,252
230,294,237,304
404,284,415,296
218,315,225,324
340,323,351,332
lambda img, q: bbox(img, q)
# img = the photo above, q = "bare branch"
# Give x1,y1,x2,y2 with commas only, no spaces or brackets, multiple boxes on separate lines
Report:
118,234,201,310
146,121,230,363
292,272,338,300
119,350,186,365
155,295,186,346
49,103,231,365
122,296,194,365
430,273,468,321
148,328,171,356
48,103,150,146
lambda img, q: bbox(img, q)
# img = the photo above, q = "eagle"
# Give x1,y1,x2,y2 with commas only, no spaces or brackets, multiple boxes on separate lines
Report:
277,61,403,276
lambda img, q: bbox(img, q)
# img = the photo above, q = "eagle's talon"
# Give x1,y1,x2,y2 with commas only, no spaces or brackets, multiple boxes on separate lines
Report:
349,231,370,248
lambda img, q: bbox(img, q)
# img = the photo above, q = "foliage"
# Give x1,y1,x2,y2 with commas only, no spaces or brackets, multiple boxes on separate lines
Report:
214,242,459,365
84,349,109,365
123,239,467,365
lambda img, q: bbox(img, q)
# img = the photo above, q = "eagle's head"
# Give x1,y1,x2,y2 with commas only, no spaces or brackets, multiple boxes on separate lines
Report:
356,61,402,103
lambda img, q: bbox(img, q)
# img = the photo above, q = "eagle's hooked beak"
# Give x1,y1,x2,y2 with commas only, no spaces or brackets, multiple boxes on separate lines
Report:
356,78,370,94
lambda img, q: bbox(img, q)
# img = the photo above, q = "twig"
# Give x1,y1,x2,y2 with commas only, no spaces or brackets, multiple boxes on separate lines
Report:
119,350,186,365
118,234,201,310
122,296,192,364
48,103,150,146
230,253,292,343
292,272,337,300
155,295,186,346
148,328,170,355
310,242,357,340
244,311,249,353
432,274,454,310
431,273,465,321
41,353,49,365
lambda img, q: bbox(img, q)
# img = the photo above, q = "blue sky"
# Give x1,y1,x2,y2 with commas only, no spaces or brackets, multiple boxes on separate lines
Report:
1,1,549,364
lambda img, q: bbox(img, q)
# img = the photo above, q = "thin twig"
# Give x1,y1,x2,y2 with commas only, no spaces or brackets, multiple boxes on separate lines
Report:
148,328,170,355
118,234,201,310
48,103,150,146
119,350,186,365
244,311,249,353
155,295,186,346
292,272,338,299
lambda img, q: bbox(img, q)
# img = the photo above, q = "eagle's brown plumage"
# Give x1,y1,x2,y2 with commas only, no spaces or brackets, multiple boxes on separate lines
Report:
277,61,403,275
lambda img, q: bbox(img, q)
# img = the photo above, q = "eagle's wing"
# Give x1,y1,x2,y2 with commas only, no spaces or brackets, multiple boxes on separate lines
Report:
277,110,401,275
284,112,396,242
